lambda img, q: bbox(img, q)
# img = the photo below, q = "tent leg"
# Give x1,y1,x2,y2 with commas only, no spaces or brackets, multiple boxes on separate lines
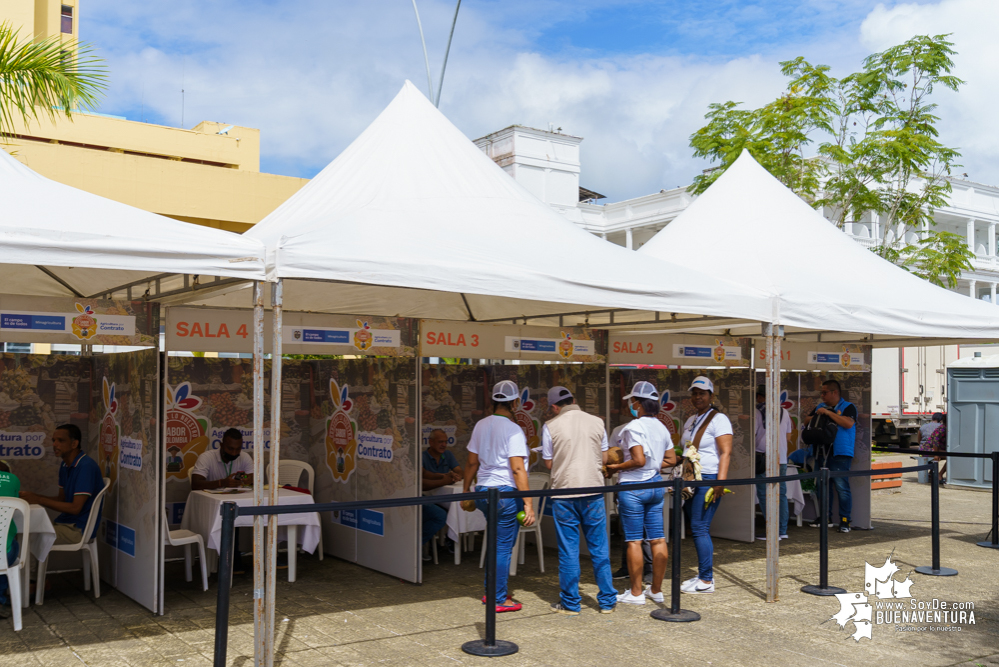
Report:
252,282,267,667
764,323,783,603
266,280,283,667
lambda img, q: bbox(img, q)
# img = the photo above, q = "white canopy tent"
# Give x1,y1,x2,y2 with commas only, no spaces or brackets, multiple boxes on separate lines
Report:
637,151,999,604
637,151,999,344
0,148,266,299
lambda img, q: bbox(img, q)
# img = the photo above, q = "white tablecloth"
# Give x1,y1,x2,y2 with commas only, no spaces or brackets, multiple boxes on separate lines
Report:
753,464,805,516
431,483,486,543
12,505,57,565
181,488,321,554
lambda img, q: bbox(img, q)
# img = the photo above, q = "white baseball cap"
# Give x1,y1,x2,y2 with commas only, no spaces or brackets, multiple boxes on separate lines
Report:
689,376,714,393
492,380,520,402
547,386,573,405
623,381,659,401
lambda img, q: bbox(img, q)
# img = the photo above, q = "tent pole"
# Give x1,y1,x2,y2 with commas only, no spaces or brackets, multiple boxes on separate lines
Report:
764,323,783,602
265,280,283,667
252,282,266,667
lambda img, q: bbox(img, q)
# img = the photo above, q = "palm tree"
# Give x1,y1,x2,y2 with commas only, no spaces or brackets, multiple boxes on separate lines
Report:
0,22,107,140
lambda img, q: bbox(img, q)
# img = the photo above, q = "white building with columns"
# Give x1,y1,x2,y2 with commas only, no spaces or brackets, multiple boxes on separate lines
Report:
475,125,999,304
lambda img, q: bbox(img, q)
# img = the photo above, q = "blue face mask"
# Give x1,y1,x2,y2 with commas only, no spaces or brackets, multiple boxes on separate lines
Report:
630,404,639,418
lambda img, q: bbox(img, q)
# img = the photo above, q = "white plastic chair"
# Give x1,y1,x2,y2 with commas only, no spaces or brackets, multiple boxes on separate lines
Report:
267,459,323,561
163,509,208,591
480,472,549,575
35,477,110,605
0,498,29,631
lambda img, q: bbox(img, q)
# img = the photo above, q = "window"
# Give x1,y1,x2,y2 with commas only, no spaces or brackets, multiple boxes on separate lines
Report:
61,5,73,34
4,343,32,354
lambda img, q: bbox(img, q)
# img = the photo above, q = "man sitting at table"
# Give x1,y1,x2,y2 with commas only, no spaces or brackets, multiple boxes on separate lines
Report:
20,424,104,546
191,429,254,491
421,429,463,556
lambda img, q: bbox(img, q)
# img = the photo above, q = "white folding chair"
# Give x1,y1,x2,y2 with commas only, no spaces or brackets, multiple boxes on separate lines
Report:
162,509,208,591
267,460,323,560
0,498,29,631
35,477,110,605
479,472,550,575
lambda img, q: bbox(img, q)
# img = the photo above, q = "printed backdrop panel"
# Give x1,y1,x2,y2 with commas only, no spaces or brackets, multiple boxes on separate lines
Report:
609,368,755,543
91,349,159,612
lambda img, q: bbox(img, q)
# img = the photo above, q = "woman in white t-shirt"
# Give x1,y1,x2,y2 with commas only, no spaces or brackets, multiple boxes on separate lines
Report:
605,381,676,605
679,376,732,595
463,380,535,613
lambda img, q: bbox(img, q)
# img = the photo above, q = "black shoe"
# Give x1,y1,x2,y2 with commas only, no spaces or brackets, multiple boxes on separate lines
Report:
809,519,833,528
838,519,851,534
612,566,629,579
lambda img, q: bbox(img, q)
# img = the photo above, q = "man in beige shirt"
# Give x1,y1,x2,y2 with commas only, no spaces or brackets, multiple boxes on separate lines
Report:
542,386,616,615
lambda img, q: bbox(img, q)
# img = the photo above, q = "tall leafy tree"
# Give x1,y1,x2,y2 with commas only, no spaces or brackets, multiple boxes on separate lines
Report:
0,22,107,140
689,35,972,289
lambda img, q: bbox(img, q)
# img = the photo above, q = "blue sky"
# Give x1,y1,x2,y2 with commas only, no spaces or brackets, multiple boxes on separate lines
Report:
81,0,995,201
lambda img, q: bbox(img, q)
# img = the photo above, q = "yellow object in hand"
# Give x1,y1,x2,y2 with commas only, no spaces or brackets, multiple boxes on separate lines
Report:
704,487,734,508
460,499,476,512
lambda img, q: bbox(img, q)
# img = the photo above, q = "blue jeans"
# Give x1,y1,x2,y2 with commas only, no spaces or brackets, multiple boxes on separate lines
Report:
422,503,447,546
618,477,665,542
0,539,19,606
756,463,788,536
475,485,521,602
685,473,719,582
552,495,616,611
818,455,853,523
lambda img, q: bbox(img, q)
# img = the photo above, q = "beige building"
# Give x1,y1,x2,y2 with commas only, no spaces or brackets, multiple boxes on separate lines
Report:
1,0,308,232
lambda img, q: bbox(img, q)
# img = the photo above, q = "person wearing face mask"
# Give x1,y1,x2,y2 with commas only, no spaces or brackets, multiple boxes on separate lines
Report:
754,384,792,541
679,376,732,595
605,382,676,605
191,428,254,491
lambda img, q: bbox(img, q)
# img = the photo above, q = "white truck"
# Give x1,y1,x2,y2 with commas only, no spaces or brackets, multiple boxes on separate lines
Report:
872,344,998,445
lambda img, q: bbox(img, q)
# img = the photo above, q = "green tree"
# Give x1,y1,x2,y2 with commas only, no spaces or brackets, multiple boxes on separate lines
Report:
0,22,107,140
689,34,973,289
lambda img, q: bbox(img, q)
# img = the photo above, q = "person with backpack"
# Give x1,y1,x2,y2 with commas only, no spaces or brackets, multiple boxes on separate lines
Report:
801,379,857,533
754,384,792,541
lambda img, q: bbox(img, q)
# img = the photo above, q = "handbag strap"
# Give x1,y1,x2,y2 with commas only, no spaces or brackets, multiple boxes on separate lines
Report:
690,410,718,452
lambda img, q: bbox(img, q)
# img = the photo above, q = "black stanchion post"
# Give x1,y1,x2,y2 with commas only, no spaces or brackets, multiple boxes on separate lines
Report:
802,468,845,596
651,478,700,623
916,460,958,576
462,487,518,657
977,451,999,549
213,501,237,667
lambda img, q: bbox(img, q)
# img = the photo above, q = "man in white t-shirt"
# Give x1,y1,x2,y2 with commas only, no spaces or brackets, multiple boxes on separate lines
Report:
191,429,254,491
754,384,793,541
463,381,535,613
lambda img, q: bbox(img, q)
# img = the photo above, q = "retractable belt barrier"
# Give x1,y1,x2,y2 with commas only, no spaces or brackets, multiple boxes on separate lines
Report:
214,460,970,665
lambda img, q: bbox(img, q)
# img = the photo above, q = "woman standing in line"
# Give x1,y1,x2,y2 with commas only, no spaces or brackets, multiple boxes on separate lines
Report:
680,376,732,595
605,381,676,605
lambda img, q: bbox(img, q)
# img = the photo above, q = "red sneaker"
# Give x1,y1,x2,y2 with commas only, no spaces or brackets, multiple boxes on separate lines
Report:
495,602,522,612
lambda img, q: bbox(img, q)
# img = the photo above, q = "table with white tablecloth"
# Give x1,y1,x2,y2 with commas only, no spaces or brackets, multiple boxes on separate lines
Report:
11,505,56,608
180,488,321,582
429,483,486,564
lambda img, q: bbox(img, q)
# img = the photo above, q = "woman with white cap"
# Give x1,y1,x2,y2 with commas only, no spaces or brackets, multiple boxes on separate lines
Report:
605,381,676,605
680,376,732,594
463,380,536,613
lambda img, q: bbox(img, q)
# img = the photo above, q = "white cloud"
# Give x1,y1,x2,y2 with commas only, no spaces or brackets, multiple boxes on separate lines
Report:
860,0,999,187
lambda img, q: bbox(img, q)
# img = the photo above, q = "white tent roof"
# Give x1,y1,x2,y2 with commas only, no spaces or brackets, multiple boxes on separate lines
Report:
638,152,999,344
190,81,772,325
0,148,265,300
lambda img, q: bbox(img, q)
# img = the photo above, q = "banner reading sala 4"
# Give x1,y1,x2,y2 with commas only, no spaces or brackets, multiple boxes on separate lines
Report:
164,382,211,482
98,378,120,489
326,380,358,484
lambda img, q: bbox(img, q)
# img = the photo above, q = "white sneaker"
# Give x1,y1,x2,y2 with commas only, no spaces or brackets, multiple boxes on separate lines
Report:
681,576,699,587
616,590,646,605
643,586,664,603
756,534,791,541
681,579,715,594
780,534,789,540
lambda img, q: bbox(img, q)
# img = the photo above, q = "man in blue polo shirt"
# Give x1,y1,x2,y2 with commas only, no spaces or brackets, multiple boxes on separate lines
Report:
802,379,857,533
20,424,104,545
421,429,463,557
